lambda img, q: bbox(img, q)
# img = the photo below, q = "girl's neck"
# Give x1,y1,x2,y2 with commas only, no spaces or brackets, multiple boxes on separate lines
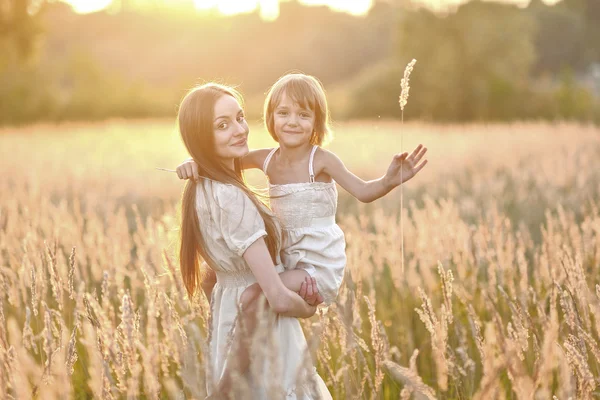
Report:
277,142,313,165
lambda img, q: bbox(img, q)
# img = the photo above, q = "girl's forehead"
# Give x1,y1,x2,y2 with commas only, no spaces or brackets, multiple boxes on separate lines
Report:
275,91,314,109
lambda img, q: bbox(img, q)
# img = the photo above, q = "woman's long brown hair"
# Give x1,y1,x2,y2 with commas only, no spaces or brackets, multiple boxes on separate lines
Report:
178,83,281,297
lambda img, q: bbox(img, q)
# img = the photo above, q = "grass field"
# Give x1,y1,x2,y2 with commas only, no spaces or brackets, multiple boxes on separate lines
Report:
1,120,599,399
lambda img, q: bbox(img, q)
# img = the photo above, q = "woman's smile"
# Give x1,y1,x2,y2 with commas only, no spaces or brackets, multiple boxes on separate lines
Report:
232,137,247,146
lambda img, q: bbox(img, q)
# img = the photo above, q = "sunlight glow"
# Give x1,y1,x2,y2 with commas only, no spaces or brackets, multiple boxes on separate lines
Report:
64,0,563,15
67,0,113,13
193,0,371,18
411,0,562,12
194,0,279,20
299,0,372,16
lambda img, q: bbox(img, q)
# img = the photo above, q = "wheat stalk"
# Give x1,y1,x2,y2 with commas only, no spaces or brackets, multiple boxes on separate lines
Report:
398,59,416,273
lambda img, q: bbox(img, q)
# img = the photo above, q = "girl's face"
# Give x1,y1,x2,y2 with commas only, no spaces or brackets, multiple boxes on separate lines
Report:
273,91,315,148
213,94,249,166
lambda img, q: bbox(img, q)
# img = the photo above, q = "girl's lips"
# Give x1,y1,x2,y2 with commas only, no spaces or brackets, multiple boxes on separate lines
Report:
232,138,247,146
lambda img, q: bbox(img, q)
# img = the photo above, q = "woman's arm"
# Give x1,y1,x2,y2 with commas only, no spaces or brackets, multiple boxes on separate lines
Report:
213,240,317,396
320,144,428,203
242,238,317,318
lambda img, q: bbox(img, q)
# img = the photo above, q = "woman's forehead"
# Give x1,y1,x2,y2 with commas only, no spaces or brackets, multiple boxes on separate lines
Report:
214,94,242,117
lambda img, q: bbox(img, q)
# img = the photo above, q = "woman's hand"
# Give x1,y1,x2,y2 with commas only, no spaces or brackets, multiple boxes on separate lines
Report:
298,277,324,307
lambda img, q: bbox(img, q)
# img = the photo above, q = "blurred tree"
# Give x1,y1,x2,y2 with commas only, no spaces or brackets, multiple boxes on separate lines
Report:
0,0,46,62
530,0,592,74
392,1,537,121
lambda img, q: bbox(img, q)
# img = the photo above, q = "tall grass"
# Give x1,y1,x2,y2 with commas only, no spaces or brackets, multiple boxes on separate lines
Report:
0,120,599,398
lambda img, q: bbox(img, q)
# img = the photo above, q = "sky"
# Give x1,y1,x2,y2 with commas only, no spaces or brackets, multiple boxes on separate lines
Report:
64,0,562,18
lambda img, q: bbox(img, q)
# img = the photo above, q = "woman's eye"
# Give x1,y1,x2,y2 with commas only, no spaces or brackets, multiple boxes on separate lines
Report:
218,123,227,130
237,115,245,122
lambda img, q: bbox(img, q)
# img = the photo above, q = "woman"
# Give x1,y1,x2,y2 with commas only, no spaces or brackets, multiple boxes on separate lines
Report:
178,82,331,399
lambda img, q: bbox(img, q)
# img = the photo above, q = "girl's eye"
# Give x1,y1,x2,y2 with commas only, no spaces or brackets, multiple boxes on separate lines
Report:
237,115,245,123
277,111,288,116
300,113,310,118
218,123,228,130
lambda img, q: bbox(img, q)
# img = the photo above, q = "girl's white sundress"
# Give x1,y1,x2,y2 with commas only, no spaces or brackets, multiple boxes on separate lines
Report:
196,179,331,399
263,145,347,305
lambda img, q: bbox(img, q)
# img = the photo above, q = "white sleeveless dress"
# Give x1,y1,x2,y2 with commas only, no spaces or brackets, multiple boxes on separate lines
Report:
196,179,331,399
262,146,347,305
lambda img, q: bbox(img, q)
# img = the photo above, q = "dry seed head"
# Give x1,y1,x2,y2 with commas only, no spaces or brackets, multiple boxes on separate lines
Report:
68,247,76,300
399,59,417,111
30,265,38,316
65,325,78,375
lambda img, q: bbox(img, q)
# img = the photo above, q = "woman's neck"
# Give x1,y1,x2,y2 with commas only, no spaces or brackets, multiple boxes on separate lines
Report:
222,158,235,171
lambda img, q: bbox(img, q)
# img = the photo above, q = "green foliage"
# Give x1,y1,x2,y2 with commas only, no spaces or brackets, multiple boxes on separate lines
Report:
0,0,599,124
395,1,537,121
345,0,600,123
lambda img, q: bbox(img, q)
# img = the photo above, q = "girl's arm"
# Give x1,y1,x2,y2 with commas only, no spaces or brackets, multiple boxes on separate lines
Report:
320,144,428,203
242,238,317,318
240,148,272,170
175,148,273,180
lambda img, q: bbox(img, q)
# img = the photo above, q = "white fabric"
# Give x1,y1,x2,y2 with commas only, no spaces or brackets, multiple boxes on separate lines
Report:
308,145,318,183
262,147,278,175
196,179,331,399
263,146,347,305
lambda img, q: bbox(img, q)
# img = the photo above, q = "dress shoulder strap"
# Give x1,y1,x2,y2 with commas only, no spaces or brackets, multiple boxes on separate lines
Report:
308,145,318,183
262,148,278,175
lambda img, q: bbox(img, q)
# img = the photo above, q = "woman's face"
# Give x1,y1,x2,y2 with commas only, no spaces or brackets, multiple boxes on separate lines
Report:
212,94,249,166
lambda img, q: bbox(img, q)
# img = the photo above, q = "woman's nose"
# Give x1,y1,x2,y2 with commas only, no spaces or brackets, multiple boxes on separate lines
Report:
234,120,247,135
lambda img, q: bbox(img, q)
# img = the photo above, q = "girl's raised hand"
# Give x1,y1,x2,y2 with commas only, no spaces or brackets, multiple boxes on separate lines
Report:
384,144,428,187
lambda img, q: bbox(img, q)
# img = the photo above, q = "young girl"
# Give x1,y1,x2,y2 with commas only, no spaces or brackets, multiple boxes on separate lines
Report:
177,73,428,307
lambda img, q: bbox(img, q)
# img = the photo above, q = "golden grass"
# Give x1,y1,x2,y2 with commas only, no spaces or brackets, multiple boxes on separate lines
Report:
0,120,599,398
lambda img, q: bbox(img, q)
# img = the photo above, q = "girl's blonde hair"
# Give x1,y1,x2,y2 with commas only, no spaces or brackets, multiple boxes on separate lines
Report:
178,83,281,297
264,73,332,146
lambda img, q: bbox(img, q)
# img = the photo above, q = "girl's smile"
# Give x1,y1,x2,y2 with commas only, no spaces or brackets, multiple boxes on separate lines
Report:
273,92,315,147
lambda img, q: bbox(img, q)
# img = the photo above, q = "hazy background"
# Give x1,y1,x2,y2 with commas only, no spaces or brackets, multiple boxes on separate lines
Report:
2,0,599,125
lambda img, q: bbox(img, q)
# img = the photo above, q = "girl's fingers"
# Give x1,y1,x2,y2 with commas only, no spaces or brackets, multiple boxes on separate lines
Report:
306,277,313,297
299,282,306,298
414,160,428,174
395,152,408,163
413,147,428,164
186,165,195,179
407,144,423,160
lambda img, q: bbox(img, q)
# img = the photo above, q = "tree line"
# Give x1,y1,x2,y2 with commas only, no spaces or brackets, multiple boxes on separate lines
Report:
1,0,598,125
